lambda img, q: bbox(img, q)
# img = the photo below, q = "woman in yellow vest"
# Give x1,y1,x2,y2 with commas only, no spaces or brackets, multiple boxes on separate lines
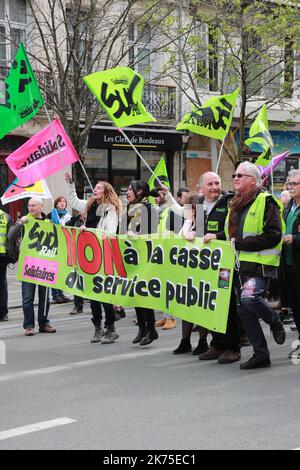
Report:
228,162,285,370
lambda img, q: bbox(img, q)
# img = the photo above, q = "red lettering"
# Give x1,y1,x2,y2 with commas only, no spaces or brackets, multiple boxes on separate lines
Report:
62,228,77,267
77,232,102,274
102,235,127,277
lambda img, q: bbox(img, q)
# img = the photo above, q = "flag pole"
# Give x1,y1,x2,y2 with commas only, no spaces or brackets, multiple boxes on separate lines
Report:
270,156,274,195
118,128,162,184
215,138,225,174
43,105,94,192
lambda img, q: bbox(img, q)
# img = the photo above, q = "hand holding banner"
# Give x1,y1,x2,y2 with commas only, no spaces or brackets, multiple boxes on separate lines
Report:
6,118,79,186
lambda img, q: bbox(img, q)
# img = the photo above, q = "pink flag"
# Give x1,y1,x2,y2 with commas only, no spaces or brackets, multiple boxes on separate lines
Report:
6,118,79,186
258,151,289,178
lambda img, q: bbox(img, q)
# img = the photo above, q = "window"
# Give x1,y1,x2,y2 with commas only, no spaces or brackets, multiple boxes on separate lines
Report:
66,8,89,72
0,0,27,65
195,24,219,92
128,23,152,81
247,35,263,97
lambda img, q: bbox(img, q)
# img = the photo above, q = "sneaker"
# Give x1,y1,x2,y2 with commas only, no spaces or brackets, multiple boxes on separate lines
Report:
69,307,82,315
91,326,105,343
162,319,176,330
240,354,271,370
192,339,208,355
218,351,241,364
101,329,119,344
199,347,224,361
39,324,56,333
288,344,300,359
155,318,167,327
60,294,71,302
282,314,294,325
0,315,8,322
270,320,286,345
25,328,35,336
173,339,192,355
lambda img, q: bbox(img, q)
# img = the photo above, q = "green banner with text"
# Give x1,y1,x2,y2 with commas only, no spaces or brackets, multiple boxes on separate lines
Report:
17,220,235,333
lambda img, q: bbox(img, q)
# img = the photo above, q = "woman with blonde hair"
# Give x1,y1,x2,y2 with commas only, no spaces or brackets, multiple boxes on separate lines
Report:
65,172,121,344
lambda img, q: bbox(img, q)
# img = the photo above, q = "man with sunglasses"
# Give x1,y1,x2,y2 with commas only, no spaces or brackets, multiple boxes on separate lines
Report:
282,169,300,360
228,162,285,370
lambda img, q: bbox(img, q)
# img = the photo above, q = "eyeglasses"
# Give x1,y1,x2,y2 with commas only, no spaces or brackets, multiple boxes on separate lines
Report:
286,181,300,187
231,173,254,179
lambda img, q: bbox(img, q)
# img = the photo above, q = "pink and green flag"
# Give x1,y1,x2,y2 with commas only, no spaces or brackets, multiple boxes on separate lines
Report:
0,43,44,140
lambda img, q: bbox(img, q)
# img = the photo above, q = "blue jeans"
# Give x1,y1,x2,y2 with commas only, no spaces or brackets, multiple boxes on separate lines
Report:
22,282,50,329
0,257,8,318
235,275,279,358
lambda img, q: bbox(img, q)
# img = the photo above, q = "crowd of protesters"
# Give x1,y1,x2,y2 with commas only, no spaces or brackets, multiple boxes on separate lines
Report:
1,162,300,369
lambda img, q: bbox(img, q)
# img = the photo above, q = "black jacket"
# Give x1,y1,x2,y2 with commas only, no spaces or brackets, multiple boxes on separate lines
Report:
281,199,300,282
119,198,159,235
200,192,233,239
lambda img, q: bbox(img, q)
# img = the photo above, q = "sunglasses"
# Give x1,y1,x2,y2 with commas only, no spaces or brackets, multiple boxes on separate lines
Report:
286,181,300,187
232,173,254,179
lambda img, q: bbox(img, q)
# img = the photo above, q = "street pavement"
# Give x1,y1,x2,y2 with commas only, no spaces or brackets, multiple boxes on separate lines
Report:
1,267,300,450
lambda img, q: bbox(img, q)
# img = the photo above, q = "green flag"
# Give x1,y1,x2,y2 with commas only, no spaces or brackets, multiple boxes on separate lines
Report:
245,105,274,167
148,157,170,204
83,67,156,128
0,43,44,140
176,88,239,140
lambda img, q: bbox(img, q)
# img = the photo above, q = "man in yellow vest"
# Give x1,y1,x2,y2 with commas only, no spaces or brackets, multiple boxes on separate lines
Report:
8,198,57,336
228,162,285,369
0,208,13,321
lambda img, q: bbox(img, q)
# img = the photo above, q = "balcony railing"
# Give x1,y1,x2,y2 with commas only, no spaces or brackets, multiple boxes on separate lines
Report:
0,65,177,121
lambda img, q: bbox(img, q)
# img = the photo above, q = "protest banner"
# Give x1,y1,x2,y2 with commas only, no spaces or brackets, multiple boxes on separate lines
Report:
6,118,79,186
17,220,235,333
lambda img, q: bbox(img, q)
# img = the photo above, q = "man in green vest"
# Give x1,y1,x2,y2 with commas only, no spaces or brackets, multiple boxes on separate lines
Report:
8,198,57,336
228,162,285,370
282,169,300,360
0,208,13,321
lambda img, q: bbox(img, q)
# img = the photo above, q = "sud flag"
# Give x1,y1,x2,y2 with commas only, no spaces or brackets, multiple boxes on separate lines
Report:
245,105,274,167
6,118,79,186
1,178,51,205
176,88,239,140
83,67,156,128
148,157,170,204
0,43,44,140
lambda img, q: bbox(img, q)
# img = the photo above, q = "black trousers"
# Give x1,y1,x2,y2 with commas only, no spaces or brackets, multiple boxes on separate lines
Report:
135,307,155,330
90,300,115,328
284,267,300,339
210,289,241,352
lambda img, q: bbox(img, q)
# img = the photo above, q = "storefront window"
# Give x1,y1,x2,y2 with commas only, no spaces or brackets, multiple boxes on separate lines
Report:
112,149,137,170
84,148,108,186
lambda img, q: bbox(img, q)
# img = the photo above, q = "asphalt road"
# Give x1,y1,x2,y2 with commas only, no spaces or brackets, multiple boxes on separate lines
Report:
0,301,299,451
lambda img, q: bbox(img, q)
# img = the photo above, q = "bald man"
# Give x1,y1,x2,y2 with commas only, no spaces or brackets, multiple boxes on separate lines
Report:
8,198,56,336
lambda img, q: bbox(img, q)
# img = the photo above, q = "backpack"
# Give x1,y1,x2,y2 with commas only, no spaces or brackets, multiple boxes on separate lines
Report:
6,222,22,265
